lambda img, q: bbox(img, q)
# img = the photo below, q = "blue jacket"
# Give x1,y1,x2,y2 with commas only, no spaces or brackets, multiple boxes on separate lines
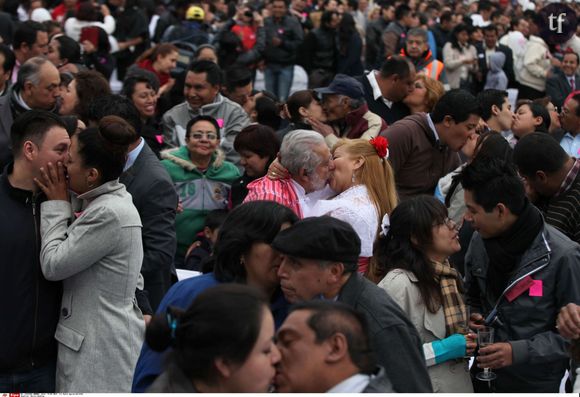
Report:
131,273,289,392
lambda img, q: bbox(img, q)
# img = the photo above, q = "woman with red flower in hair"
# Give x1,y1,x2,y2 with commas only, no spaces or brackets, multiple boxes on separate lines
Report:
304,136,398,274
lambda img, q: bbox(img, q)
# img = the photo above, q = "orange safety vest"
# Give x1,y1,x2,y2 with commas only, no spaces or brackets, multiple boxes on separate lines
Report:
423,60,444,81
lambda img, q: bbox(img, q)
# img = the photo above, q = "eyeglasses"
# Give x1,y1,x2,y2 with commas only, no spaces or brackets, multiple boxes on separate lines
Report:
189,131,218,140
438,217,461,232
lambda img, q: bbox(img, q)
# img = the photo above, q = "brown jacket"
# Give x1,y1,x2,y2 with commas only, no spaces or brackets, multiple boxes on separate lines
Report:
380,113,460,201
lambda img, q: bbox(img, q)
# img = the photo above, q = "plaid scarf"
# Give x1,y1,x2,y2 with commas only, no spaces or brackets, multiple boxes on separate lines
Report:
432,260,466,336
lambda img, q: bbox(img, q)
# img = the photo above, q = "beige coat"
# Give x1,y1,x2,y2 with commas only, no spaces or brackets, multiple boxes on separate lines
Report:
442,42,478,90
379,269,473,393
40,180,145,392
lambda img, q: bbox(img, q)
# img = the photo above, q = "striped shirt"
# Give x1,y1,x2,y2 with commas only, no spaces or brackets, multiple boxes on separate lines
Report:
544,161,580,244
244,177,303,218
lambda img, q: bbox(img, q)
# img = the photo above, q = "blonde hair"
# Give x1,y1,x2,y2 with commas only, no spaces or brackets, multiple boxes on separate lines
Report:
416,74,445,113
332,139,398,223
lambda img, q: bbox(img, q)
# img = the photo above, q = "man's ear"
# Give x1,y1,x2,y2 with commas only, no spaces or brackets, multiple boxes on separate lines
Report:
328,262,345,283
214,357,232,379
535,170,548,184
491,104,500,117
443,115,454,128
324,333,350,364
22,140,37,161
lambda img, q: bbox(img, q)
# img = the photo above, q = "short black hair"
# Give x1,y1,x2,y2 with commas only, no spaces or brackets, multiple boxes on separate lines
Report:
394,4,411,20
517,102,550,133
255,96,282,130
477,89,508,121
11,110,67,156
53,35,81,64
379,55,413,79
431,89,481,124
234,124,280,164
122,70,161,97
189,59,223,86
87,95,142,139
321,10,338,27
290,300,376,374
513,132,568,177
186,115,221,139
0,44,15,75
483,24,498,35
204,209,229,230
213,201,298,283
440,11,452,24
478,0,493,12
13,21,46,50
459,158,525,214
224,66,252,93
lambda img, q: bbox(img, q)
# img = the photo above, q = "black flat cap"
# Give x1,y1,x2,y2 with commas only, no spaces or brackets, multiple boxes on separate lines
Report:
272,216,361,264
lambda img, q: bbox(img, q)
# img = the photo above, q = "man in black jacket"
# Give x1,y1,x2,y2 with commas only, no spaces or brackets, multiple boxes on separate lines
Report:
461,158,580,392
301,10,339,88
88,96,178,311
355,55,414,125
475,25,515,91
263,0,304,101
0,111,70,392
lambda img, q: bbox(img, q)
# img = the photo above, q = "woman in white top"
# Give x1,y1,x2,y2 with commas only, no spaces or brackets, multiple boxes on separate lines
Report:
305,137,397,274
443,24,478,91
64,2,115,42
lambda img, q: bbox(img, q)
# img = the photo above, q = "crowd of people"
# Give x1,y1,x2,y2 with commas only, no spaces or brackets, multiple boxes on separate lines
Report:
1,0,580,393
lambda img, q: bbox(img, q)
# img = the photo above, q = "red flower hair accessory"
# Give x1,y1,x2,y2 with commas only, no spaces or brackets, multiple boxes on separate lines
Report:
370,136,389,159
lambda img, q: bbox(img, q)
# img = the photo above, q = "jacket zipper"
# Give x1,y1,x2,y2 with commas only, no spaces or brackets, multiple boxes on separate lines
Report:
31,195,40,368
485,252,550,324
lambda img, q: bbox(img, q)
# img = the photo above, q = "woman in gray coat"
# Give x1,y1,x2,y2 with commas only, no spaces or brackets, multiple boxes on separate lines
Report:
373,196,476,392
35,116,145,392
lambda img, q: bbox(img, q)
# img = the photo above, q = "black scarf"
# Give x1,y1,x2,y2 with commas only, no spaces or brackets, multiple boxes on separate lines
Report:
482,200,544,300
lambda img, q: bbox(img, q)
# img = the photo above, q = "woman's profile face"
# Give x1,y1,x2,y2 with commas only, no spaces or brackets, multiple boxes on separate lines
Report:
243,222,292,292
329,145,360,193
428,218,461,260
403,78,427,110
47,39,61,66
220,307,280,392
59,79,78,116
156,50,179,74
457,30,469,45
66,134,91,194
512,104,538,138
301,99,327,123
185,120,219,157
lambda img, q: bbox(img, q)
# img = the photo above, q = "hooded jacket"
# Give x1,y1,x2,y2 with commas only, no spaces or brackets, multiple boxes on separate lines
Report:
161,94,250,166
484,51,508,90
465,224,580,392
400,48,447,83
161,146,240,257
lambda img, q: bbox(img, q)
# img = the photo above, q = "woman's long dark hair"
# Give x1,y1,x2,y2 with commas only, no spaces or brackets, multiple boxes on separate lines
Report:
212,201,298,283
371,196,448,313
450,23,469,52
338,12,357,56
146,284,268,383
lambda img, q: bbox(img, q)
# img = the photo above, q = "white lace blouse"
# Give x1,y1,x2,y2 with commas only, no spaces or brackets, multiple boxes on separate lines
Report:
304,185,379,257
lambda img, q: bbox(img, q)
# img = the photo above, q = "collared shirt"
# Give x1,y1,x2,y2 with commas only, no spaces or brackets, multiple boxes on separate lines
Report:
123,137,145,172
327,373,371,393
366,71,392,108
426,113,440,142
560,132,580,158
556,157,580,197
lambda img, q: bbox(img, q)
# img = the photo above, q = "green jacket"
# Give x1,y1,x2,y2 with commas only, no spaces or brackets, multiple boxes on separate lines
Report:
161,146,240,257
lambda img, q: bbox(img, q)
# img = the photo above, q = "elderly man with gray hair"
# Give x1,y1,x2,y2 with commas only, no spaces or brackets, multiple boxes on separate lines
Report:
0,56,61,170
312,74,388,148
244,129,334,217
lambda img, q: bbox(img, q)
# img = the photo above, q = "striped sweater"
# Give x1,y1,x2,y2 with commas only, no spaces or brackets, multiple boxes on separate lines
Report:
543,172,580,244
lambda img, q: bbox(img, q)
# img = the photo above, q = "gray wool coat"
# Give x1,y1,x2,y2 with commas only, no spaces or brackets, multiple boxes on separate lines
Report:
40,180,145,392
